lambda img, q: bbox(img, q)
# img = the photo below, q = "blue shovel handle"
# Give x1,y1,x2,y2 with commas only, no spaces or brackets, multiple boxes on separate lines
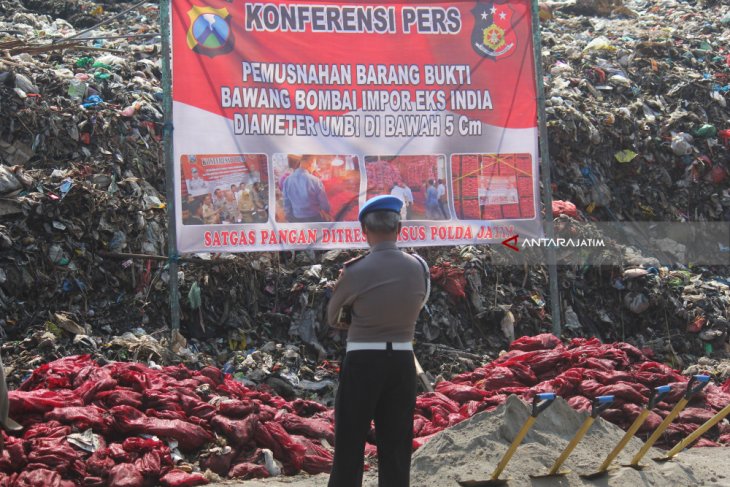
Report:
532,393,556,417
591,395,615,418
685,375,710,399
648,385,672,410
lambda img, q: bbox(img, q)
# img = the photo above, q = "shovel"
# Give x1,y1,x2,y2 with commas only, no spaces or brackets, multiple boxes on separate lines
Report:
626,374,710,469
581,385,671,479
656,400,730,462
531,395,615,478
457,392,557,487
414,355,434,393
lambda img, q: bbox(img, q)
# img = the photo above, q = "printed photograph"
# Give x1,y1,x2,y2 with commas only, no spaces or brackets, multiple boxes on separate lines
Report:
365,155,449,220
272,154,361,223
180,154,269,225
451,153,535,220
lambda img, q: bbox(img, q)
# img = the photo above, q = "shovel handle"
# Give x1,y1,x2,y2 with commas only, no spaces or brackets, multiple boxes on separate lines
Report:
629,379,706,467
591,395,615,418
532,393,556,417
685,375,710,399
648,385,672,410
413,355,434,393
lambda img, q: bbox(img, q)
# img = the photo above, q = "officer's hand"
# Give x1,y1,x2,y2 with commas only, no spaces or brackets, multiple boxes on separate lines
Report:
331,321,350,330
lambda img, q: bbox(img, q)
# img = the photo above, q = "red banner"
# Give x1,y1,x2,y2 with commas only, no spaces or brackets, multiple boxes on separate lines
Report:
170,0,541,252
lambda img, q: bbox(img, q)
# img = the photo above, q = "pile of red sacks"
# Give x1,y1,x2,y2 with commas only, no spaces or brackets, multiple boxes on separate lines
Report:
5,335,730,485
416,334,730,448
5,356,335,486
429,262,467,301
322,180,359,222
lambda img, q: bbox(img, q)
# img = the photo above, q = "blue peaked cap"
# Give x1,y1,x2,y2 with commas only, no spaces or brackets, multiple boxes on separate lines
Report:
358,195,403,222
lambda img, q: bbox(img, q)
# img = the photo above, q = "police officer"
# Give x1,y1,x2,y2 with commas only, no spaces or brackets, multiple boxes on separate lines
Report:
282,156,332,222
327,195,427,487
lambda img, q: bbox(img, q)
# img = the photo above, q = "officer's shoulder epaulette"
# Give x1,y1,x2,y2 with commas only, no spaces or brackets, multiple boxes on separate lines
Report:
343,255,366,268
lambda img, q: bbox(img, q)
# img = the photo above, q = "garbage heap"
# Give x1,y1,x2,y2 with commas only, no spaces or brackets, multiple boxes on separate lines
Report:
536,0,730,371
543,0,730,222
0,0,728,396
6,334,730,485
0,0,173,377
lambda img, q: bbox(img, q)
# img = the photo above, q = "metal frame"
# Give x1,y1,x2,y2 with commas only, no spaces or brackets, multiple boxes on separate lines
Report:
160,0,181,337
157,0,560,339
530,0,561,335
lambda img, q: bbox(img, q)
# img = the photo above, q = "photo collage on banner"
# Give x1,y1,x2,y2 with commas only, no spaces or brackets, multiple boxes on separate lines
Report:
180,154,269,225
171,0,541,252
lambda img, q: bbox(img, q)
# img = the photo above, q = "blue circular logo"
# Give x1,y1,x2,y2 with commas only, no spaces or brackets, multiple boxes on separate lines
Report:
192,13,230,50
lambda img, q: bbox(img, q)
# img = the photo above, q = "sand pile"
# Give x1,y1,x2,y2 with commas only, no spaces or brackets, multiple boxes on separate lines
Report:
409,395,729,487
220,395,730,486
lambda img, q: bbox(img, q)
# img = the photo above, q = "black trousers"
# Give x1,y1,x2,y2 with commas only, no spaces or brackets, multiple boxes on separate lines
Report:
438,200,449,219
328,349,417,487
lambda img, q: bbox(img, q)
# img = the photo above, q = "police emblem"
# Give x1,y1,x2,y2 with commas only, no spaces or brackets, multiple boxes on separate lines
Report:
471,0,517,60
186,6,234,57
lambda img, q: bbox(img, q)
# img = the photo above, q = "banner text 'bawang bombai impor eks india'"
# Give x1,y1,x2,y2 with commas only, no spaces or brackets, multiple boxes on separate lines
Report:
171,0,540,252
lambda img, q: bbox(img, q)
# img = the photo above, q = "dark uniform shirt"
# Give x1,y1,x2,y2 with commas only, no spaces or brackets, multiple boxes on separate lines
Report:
327,241,426,342
283,168,331,220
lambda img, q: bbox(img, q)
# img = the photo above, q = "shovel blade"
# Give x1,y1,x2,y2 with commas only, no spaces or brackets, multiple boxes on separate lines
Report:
529,470,571,478
457,480,508,487
579,469,609,480
622,463,647,470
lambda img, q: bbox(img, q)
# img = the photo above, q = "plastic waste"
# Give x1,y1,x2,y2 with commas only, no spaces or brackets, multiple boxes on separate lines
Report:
67,78,87,101
188,282,202,309
624,292,650,314
564,306,582,330
583,36,615,52
75,57,94,68
614,149,638,163
82,94,104,108
14,73,38,94
48,245,70,266
0,166,22,194
671,132,694,156
694,124,718,138
121,102,143,118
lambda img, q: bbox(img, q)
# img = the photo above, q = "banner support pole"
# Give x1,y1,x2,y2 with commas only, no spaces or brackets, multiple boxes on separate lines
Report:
530,0,561,336
160,0,181,341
